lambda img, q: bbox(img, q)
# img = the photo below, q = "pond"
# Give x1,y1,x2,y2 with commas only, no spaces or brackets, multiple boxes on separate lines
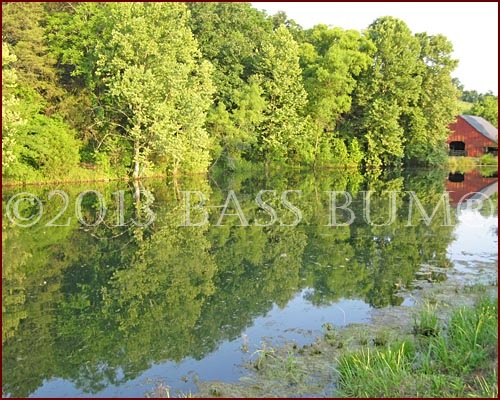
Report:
2,167,497,398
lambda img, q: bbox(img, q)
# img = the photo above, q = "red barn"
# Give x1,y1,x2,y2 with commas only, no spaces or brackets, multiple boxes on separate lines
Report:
447,115,498,157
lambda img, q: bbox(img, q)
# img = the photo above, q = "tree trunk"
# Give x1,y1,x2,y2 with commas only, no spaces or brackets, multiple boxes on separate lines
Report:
313,125,320,171
133,179,141,209
133,142,140,180
172,159,179,176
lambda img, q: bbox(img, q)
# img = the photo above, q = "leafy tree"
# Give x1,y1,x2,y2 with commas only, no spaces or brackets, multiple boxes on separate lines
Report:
2,4,81,182
252,25,312,165
301,25,373,133
91,3,214,177
2,42,24,171
269,10,305,42
348,138,364,168
8,103,81,181
0,4,474,180
187,2,273,167
341,17,459,168
357,17,421,168
300,25,373,166
452,77,464,94
43,3,105,166
2,2,63,106
186,2,272,107
47,2,215,178
2,43,80,181
364,99,406,169
461,89,487,103
403,33,459,164
470,95,498,127
207,82,266,168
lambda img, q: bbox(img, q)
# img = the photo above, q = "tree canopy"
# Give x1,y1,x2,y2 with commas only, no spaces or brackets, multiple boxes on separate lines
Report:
1,3,468,183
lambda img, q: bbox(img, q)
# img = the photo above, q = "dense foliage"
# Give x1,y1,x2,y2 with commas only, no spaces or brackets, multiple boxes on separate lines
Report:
2,2,463,182
470,95,498,128
453,79,498,127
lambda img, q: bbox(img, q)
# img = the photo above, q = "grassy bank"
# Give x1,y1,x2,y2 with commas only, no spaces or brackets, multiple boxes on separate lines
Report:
4,154,496,187
194,278,497,398
447,154,498,173
337,297,498,397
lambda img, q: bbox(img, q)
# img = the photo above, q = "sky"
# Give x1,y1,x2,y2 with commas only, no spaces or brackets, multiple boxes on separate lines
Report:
252,2,498,95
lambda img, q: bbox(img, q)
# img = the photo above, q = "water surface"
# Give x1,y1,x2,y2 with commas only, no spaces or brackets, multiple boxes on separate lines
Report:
2,168,497,397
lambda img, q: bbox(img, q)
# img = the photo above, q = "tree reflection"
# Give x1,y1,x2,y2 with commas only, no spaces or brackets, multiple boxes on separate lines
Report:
2,168,474,396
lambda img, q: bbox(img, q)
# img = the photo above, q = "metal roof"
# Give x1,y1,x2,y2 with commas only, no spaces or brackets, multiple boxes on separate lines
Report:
460,114,498,144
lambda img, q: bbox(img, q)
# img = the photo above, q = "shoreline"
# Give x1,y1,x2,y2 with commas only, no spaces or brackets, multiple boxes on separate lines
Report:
192,260,498,398
2,156,496,188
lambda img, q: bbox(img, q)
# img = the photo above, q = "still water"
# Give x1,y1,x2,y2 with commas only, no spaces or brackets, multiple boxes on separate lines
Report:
2,167,497,397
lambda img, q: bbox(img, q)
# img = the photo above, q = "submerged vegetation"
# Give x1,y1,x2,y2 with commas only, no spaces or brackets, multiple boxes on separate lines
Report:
195,285,498,398
2,2,470,183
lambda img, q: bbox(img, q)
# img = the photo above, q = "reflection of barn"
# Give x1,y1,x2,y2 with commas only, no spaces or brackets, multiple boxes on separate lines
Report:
447,115,498,157
446,169,498,206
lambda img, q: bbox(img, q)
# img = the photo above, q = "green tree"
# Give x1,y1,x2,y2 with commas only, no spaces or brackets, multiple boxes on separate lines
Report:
365,17,421,167
91,3,214,177
2,42,24,171
252,25,312,165
300,25,373,166
471,95,498,127
186,2,272,107
207,82,266,168
2,3,469,180
270,10,305,42
44,2,106,166
2,3,82,182
301,25,372,134
340,18,458,168
364,99,406,169
187,2,273,167
2,41,81,182
403,33,459,164
2,2,63,106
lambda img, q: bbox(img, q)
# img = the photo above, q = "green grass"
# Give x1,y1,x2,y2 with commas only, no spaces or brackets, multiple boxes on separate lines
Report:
447,156,478,173
251,344,307,384
428,297,497,375
446,153,498,174
336,297,498,397
479,153,498,166
412,302,440,337
337,340,418,397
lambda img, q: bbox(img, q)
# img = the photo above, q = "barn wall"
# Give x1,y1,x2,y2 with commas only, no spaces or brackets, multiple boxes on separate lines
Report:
447,116,497,157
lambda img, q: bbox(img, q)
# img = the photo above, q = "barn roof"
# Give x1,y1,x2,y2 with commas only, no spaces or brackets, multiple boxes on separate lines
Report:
460,114,498,144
